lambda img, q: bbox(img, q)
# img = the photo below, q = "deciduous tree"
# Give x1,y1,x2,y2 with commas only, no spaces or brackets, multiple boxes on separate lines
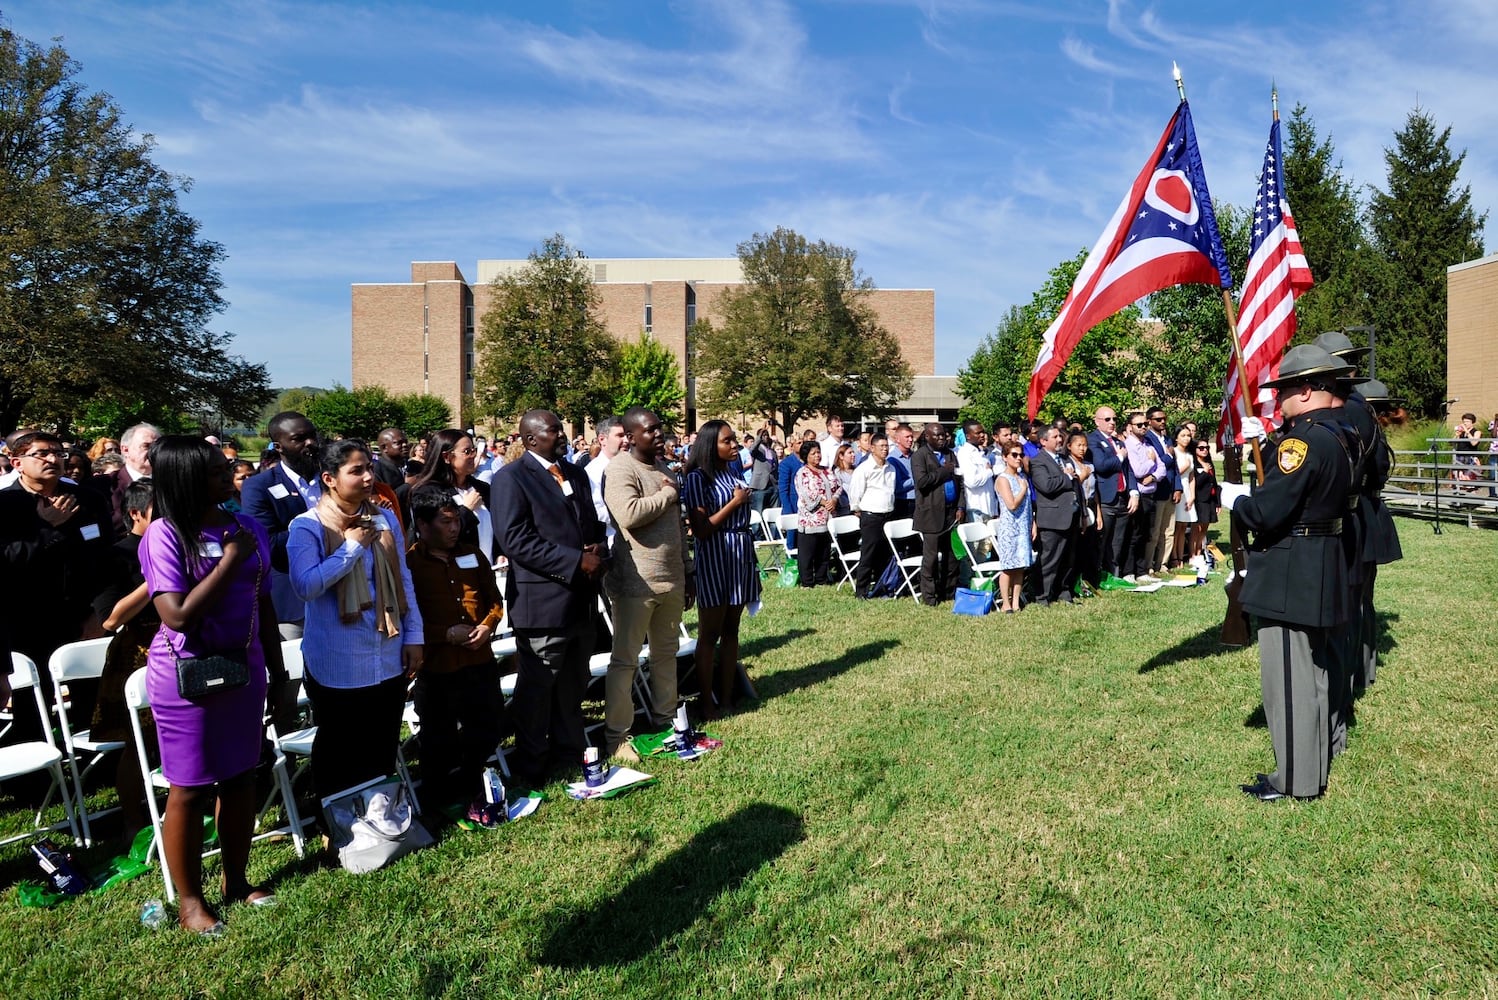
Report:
0,26,272,433
613,332,683,430
472,234,620,429
693,227,912,433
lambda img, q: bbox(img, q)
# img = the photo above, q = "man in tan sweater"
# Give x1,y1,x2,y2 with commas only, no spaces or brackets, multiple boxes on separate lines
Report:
601,408,696,761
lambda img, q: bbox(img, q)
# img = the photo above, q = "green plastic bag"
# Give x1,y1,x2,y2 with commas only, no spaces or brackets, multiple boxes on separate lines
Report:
1098,572,1136,591
776,561,800,588
973,577,995,593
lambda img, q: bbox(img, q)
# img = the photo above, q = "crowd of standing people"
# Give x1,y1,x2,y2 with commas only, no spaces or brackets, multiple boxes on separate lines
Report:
0,338,1414,929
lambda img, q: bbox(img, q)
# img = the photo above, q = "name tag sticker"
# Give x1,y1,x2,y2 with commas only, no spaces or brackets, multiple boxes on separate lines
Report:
201,541,224,558
561,481,575,497
455,553,480,570
80,523,101,541
268,483,290,499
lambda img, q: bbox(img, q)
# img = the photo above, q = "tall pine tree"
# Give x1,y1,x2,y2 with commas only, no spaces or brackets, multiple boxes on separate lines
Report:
1282,103,1376,342
1366,109,1487,415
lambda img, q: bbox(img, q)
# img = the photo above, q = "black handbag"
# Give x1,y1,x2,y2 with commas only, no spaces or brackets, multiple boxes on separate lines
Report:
171,522,261,700
175,653,251,699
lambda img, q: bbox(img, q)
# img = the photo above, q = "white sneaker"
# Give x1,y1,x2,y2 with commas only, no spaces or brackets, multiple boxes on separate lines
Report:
1122,574,1136,583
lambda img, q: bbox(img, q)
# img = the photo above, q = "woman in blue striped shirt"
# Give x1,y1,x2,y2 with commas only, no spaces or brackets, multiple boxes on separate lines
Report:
683,420,760,719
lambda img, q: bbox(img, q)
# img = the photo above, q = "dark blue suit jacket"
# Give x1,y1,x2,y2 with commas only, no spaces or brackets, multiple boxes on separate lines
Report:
241,465,314,624
489,453,605,631
1145,430,1181,492
777,453,803,514
1085,429,1136,506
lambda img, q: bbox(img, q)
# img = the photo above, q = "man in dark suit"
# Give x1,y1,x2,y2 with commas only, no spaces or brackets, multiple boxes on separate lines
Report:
241,412,322,637
1085,408,1138,580
1030,427,1081,605
490,409,608,788
92,422,160,535
372,427,409,489
912,422,964,606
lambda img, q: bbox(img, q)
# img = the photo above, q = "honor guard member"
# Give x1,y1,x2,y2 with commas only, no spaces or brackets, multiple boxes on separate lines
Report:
1314,332,1404,693
1220,345,1356,801
1340,376,1404,688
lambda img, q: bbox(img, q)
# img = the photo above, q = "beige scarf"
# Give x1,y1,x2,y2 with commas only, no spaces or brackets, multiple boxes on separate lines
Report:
315,496,407,637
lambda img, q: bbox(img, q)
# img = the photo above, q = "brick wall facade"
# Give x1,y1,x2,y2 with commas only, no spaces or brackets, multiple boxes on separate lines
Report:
352,261,936,431
1447,255,1498,425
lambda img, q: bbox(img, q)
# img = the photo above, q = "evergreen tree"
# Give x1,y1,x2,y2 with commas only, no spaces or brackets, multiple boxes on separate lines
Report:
1282,103,1377,342
1366,108,1487,415
693,227,913,433
613,332,684,430
472,234,621,428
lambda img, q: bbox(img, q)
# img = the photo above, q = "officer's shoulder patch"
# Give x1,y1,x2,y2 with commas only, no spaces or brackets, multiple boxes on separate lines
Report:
1277,438,1308,474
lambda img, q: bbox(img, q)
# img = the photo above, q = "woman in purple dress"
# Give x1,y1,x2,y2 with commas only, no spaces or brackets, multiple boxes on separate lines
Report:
683,420,760,719
141,437,287,933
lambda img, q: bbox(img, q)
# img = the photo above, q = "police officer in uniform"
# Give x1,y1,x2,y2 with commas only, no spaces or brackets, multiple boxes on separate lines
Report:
1220,345,1356,801
1313,333,1404,692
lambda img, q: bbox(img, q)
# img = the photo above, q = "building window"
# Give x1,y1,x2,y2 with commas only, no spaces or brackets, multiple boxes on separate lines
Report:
685,284,696,328
464,304,474,333
643,303,653,333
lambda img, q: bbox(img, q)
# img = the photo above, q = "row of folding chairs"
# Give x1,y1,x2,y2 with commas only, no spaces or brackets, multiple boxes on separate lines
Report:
755,508,927,602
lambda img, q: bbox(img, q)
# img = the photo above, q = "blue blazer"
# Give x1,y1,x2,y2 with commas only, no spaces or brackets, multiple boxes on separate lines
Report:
1085,429,1136,506
241,465,314,624
489,454,605,631
777,453,802,514
1145,430,1181,492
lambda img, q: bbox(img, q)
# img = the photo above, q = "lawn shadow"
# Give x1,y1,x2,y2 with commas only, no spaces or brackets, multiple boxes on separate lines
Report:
1138,623,1245,674
1376,610,1399,658
536,802,803,968
1244,704,1266,729
754,639,900,703
736,627,815,660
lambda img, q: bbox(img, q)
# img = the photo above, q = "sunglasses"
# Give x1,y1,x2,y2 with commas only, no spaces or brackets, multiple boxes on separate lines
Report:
1130,422,1146,428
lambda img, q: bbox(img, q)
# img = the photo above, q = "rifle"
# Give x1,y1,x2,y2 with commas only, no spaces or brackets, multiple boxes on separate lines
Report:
1220,444,1252,646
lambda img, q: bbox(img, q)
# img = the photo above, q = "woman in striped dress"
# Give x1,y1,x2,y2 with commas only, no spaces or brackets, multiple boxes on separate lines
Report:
683,420,760,718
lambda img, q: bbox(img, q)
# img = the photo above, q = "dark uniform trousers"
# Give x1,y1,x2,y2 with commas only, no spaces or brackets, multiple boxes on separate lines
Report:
1259,621,1334,799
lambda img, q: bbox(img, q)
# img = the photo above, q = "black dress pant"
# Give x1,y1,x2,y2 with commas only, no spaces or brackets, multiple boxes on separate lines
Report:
1125,494,1155,578
797,531,831,588
919,528,958,604
510,619,594,786
855,511,893,595
304,671,409,800
1098,499,1131,577
413,657,505,808
1036,522,1076,602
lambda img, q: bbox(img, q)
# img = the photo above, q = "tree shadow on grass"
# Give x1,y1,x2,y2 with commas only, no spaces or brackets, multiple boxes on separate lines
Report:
535,802,804,969
753,639,900,704
1138,624,1246,674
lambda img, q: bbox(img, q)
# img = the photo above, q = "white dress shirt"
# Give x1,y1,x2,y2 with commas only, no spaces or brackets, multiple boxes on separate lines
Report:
847,458,896,514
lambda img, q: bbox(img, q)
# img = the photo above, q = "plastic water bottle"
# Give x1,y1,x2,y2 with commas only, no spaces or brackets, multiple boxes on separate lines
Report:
674,705,696,758
482,766,508,821
140,899,168,929
582,746,605,787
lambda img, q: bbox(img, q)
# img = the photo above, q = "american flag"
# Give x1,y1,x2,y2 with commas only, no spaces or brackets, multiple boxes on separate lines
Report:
1028,101,1233,419
1217,117,1313,446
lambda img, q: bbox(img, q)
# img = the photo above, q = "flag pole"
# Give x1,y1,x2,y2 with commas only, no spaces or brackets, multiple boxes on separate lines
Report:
1214,83,1272,487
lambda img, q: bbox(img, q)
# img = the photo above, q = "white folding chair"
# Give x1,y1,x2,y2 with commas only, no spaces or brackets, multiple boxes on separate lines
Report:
750,509,784,574
48,636,124,846
827,514,862,590
1,654,82,849
956,521,1005,589
778,512,799,565
125,668,306,903
882,518,924,600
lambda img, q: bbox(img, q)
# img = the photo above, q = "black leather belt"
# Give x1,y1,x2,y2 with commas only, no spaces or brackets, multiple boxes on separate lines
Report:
1289,518,1341,537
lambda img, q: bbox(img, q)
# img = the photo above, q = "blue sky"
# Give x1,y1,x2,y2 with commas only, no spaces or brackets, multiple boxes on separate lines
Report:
11,0,1495,388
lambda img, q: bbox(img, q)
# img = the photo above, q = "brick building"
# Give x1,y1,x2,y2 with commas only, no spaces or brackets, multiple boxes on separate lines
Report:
351,258,939,432
1447,253,1498,423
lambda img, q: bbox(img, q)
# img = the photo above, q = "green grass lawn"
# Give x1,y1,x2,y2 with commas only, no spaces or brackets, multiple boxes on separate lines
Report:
4,518,1497,999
